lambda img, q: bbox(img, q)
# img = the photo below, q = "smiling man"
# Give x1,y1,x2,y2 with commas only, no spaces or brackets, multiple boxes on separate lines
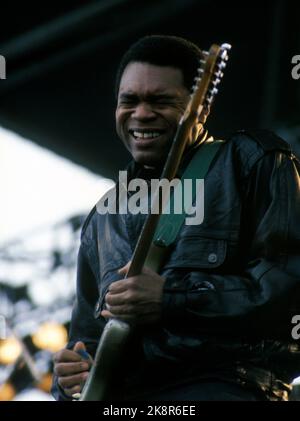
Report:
116,62,190,167
52,35,300,401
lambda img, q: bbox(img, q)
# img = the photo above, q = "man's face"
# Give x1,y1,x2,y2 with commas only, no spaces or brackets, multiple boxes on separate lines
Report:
116,62,190,168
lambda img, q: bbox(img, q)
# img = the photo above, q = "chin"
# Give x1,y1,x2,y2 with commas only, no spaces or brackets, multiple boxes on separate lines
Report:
133,152,164,168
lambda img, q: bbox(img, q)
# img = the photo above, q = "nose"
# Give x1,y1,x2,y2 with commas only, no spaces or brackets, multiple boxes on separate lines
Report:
131,102,156,121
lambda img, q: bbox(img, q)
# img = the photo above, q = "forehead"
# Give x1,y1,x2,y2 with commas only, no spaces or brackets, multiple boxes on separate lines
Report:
118,62,187,96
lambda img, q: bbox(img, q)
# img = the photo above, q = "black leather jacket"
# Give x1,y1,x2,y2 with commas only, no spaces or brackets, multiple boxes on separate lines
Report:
52,130,300,401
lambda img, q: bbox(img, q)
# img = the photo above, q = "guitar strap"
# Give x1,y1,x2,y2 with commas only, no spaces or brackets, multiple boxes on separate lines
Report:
94,139,223,319
144,139,224,272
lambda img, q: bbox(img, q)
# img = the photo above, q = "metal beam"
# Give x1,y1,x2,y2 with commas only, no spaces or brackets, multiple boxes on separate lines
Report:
0,0,198,96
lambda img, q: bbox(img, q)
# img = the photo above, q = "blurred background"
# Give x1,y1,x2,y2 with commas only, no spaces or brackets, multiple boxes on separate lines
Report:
0,0,299,401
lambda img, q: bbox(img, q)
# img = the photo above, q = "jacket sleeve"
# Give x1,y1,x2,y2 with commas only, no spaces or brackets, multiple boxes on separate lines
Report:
51,242,105,401
162,150,300,338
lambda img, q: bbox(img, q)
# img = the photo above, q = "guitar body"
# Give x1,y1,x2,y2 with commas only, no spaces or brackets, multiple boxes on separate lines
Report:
80,319,130,401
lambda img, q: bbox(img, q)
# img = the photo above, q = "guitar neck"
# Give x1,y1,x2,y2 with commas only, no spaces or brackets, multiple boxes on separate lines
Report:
126,43,231,278
126,115,199,278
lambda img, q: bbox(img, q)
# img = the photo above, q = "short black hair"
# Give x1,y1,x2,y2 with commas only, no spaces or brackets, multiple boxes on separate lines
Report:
115,35,203,98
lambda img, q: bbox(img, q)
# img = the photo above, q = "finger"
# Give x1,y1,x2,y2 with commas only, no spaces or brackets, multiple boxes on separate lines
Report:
142,265,156,275
101,310,135,322
105,296,141,315
54,361,90,376
54,349,82,363
102,302,150,317
117,261,131,276
76,349,92,361
101,310,114,319
108,280,130,294
108,304,135,315
65,385,82,398
72,341,93,363
105,291,136,306
73,341,86,353
58,371,89,389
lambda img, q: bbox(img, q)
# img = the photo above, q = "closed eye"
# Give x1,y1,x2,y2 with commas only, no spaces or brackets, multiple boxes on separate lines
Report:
118,94,138,105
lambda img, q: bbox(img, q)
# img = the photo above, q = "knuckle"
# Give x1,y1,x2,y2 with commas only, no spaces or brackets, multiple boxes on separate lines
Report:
126,304,134,313
80,362,88,371
53,364,62,376
81,372,88,382
105,294,112,305
125,290,137,303
54,348,72,363
57,376,66,388
125,289,133,298
121,303,133,315
53,350,62,362
126,278,136,289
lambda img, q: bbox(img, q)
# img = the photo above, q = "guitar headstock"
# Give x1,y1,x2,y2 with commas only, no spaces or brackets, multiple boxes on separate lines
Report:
181,43,231,123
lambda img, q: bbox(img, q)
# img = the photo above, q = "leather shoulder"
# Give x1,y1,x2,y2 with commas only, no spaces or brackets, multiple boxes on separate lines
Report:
81,205,97,239
235,129,292,154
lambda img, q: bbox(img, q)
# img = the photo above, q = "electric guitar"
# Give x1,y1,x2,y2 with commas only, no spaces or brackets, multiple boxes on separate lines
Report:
79,42,231,401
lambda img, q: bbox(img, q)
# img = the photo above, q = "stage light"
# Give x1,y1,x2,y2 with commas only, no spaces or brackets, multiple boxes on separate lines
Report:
0,338,22,365
37,373,53,393
0,382,15,401
32,322,67,352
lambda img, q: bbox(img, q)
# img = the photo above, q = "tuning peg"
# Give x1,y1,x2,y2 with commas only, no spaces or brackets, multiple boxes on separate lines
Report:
215,70,224,79
221,51,229,61
199,59,206,66
202,50,209,56
212,78,221,86
221,43,232,51
194,77,201,83
197,68,204,74
210,87,218,96
206,96,213,105
219,61,227,70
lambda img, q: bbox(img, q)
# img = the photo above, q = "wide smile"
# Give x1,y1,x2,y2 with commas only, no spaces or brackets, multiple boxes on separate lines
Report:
128,129,166,147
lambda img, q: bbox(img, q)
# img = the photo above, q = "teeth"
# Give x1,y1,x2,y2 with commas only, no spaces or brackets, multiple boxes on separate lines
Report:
132,131,161,139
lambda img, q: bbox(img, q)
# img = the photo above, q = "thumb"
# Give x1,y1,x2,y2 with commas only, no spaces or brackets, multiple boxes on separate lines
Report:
73,341,86,352
118,261,131,276
73,341,92,362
